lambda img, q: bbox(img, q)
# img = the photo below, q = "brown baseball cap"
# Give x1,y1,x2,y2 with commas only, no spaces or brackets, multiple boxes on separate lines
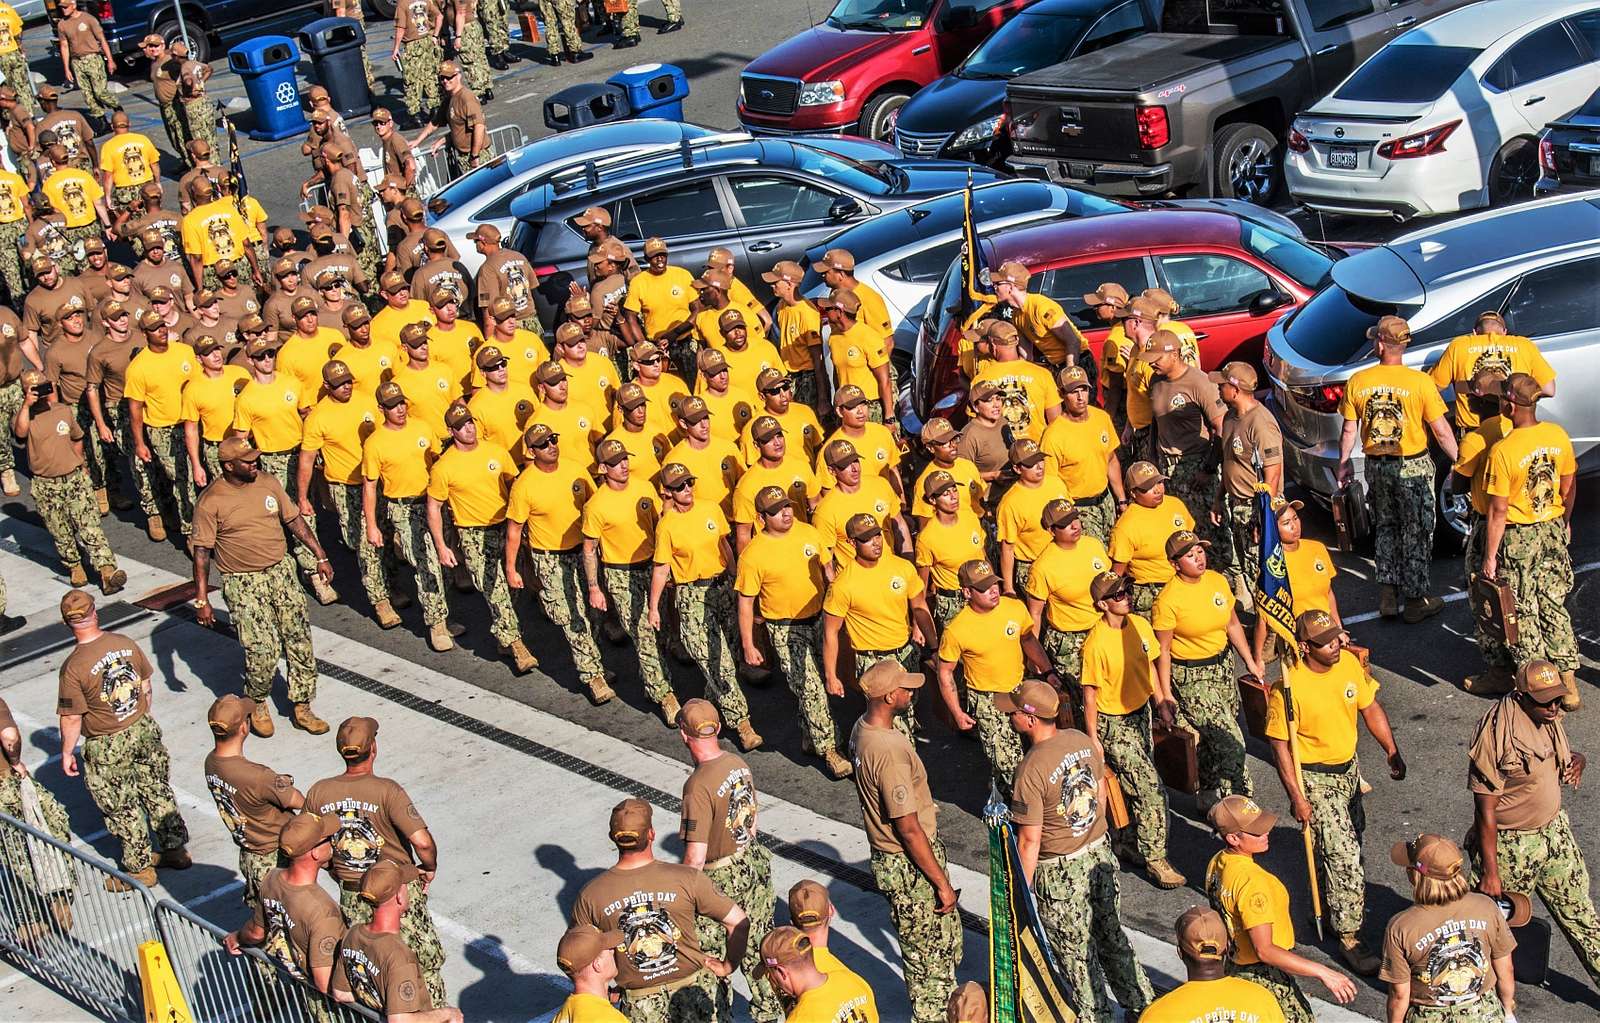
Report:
677,395,710,425
290,296,317,318
1059,365,1090,392
573,206,611,228
218,436,261,462
1295,609,1343,646
1143,287,1180,314
755,485,792,517
823,439,859,470
697,347,729,376
844,512,882,543
660,463,695,490
957,559,1001,592
475,345,507,370
761,260,805,285
1165,529,1210,561
750,416,783,445
19,368,46,391
677,697,721,737
444,402,473,431
400,322,430,348
1040,497,1080,530
994,261,1031,288
1209,361,1258,390
1125,460,1166,492
643,237,668,257
693,269,731,294
60,590,96,625
1516,659,1566,702
1272,497,1305,520
1367,315,1411,345
1209,794,1277,837
1090,570,1129,604
598,237,630,262
922,469,957,501
1389,833,1468,881
371,106,393,124
1122,296,1164,323
717,308,746,332
191,333,223,356
1140,329,1183,363
1175,906,1229,961
534,361,567,387
948,981,987,1023
523,423,555,451
629,339,662,363
1504,372,1544,407
788,879,832,927
337,716,379,760
1009,438,1044,467
140,310,166,333
467,223,500,243
616,382,647,412
1083,282,1131,308
401,198,425,222
608,798,652,850
993,678,1059,719
380,270,408,293
147,284,175,303
817,288,860,316
376,381,407,409
556,924,624,977
987,321,1020,347
595,438,628,466
833,384,868,409
272,257,298,279
437,59,461,78
858,660,925,698
969,380,1001,404
342,304,371,328
566,293,593,317
754,927,812,978
921,417,956,445
755,367,786,393
279,811,340,858
322,360,354,388
422,227,449,252
812,248,855,273
359,860,418,905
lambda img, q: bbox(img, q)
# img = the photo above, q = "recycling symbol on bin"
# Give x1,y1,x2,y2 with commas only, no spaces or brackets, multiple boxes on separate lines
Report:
275,81,296,106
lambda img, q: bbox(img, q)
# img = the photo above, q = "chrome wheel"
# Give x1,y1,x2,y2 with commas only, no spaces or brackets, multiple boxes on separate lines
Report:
1228,138,1278,204
1489,140,1537,205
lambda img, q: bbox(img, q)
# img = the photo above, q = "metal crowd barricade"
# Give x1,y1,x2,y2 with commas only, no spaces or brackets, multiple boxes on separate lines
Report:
414,122,528,199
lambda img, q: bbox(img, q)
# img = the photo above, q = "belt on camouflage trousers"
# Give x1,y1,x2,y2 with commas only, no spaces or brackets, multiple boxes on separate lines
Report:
704,842,757,872
763,613,818,626
1037,833,1107,866
1173,650,1229,668
626,967,712,1001
602,560,649,570
1302,757,1355,776
680,571,729,587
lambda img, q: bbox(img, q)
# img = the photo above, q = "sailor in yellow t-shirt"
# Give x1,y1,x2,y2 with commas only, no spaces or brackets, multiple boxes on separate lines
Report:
41,150,108,257
1039,363,1122,542
180,334,249,484
1109,459,1195,614
124,325,198,536
1428,309,1555,433
995,438,1068,596
179,177,250,287
988,260,1085,367
97,113,159,214
819,288,894,423
1143,906,1288,1023
621,237,695,342
969,321,1062,443
300,359,388,621
1022,498,1109,681
757,927,879,1023
0,3,28,119
552,924,627,1023
913,470,986,627
762,260,827,406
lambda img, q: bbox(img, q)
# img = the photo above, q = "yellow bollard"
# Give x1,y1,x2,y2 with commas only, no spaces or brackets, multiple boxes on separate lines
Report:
138,940,193,1023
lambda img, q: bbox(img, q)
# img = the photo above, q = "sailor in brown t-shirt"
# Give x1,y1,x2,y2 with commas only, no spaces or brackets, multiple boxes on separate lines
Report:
1382,833,1518,1021
331,861,463,1023
304,716,448,1006
411,61,485,179
676,699,780,1021
953,381,1012,491
572,798,749,1018
11,368,123,589
470,223,538,335
203,694,304,910
1003,677,1152,1018
54,0,121,128
1145,329,1226,538
1211,361,1282,599
1468,659,1600,986
56,590,189,883
191,435,331,735
224,811,346,998
848,660,961,1022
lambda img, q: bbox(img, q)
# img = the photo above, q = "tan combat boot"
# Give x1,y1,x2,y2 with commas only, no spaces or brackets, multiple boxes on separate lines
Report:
67,564,88,587
428,621,455,652
95,487,109,516
309,574,339,606
146,515,166,541
1338,933,1380,975
1378,584,1399,619
503,639,537,674
734,719,764,752
373,600,402,629
0,469,18,496
99,566,127,595
249,702,275,738
106,866,158,891
1463,666,1515,696
1403,595,1444,624
155,846,192,870
658,693,682,728
821,749,853,780
1561,670,1581,712
1146,858,1186,889
584,674,616,705
291,703,329,734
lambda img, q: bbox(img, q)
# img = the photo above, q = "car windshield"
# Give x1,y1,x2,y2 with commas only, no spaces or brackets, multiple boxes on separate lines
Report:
827,0,937,31
1239,221,1334,290
1332,45,1481,104
789,143,899,195
1282,285,1408,366
426,153,514,219
960,13,1089,78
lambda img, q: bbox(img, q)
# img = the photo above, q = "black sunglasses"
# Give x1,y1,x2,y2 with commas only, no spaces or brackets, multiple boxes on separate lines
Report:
762,381,793,396
636,355,663,366
530,433,559,450
665,479,695,492
485,359,508,372
251,349,280,360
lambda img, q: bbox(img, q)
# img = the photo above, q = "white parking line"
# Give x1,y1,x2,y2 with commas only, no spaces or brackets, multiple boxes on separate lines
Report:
1343,559,1600,625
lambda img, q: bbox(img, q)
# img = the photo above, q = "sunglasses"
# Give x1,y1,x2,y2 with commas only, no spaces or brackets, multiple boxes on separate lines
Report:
665,479,695,492
529,433,559,450
762,381,793,396
1103,587,1131,603
251,349,280,360
636,355,663,366
485,359,508,372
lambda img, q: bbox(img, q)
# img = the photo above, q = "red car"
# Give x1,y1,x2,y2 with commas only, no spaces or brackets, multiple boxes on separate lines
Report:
738,0,1032,140
915,208,1357,423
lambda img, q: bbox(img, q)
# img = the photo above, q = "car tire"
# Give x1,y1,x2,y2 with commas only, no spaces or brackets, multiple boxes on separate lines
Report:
1487,138,1537,207
1212,123,1281,206
158,16,209,63
857,92,911,142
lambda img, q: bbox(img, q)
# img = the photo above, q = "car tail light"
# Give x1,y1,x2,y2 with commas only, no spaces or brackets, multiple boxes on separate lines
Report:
94,0,112,18
1287,126,1309,153
1539,137,1557,175
533,265,560,279
923,320,969,421
1377,120,1460,160
1289,382,1345,413
1135,107,1168,150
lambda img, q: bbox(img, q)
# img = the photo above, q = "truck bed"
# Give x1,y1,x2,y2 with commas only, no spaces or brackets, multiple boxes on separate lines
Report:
1008,32,1283,97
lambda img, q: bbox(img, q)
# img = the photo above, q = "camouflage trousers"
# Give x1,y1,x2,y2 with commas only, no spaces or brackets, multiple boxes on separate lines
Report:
81,717,189,874
109,184,144,217
1404,991,1506,1023
454,525,522,646
399,38,443,120
604,565,672,703
446,145,487,180
611,0,641,37
200,439,222,484
1011,557,1033,598
258,450,323,579
618,968,722,1023
765,617,837,755
1501,519,1578,672
62,224,99,276
0,769,73,895
1219,493,1259,601
139,423,195,535
870,838,962,1023
1464,516,1514,670
0,50,31,117
75,399,118,496
929,588,964,630
1366,453,1435,599
239,847,279,912
455,21,492,97
1097,702,1169,864
659,0,682,24
1172,656,1251,798
1076,488,1117,547
1228,961,1313,1023
967,688,1023,791
525,548,605,681
33,468,117,571
384,497,450,627
478,0,512,53
1162,450,1224,565
0,380,21,474
0,219,25,302
352,222,382,306
855,642,919,738
1034,838,1153,1022
159,100,190,161
1303,758,1365,935
675,580,751,728
70,54,121,118
327,481,392,609
1470,810,1600,986
538,0,581,54
698,843,781,1022
340,878,448,1007
181,97,219,160
220,557,318,704
1129,579,1163,619
1042,625,1088,686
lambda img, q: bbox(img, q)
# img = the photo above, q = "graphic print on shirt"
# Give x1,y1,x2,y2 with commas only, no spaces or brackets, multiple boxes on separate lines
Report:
724,769,757,850
343,947,384,1010
1419,928,1488,1005
205,775,246,845
261,897,303,978
331,808,384,873
99,655,142,721
1524,451,1557,517
1363,388,1405,455
620,901,683,980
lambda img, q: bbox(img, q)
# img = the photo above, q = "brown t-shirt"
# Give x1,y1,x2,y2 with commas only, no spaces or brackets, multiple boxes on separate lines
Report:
443,89,483,152
190,474,298,574
303,252,367,298
24,403,85,478
57,632,151,738
587,241,640,287
850,718,938,855
59,12,109,56
572,861,736,990
590,273,628,331
381,133,415,182
38,110,95,164
75,271,111,311
125,209,183,257
134,259,193,303
476,249,537,318
22,280,88,347
217,289,261,325
150,55,182,105
0,695,18,739
954,418,1010,478
680,752,758,863
203,752,298,854
1219,401,1283,499
331,924,432,1014
263,286,315,334
88,335,140,403
44,332,95,403
1468,698,1566,831
24,217,74,270
395,0,441,43
413,257,470,311
253,868,345,982
303,773,428,884
1380,894,1515,1007
329,168,365,221
1150,366,1224,458
0,309,23,388
1009,728,1106,857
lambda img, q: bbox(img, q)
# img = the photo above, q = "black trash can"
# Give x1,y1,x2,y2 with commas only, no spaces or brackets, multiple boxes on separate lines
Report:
300,16,372,118
543,82,632,133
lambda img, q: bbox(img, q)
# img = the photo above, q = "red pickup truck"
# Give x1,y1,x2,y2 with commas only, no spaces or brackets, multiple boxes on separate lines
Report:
738,0,1031,140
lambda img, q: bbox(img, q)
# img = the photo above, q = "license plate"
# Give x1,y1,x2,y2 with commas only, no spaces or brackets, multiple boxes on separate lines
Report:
1328,147,1358,170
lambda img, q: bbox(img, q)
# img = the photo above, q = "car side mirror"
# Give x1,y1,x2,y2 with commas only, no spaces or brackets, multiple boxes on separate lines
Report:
828,197,862,221
939,6,981,31
1249,289,1292,315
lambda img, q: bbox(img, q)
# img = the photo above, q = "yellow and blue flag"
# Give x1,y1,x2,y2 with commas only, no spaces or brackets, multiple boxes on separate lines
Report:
1254,480,1296,653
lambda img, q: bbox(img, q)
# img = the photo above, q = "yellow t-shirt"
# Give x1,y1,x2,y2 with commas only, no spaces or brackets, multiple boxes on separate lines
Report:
278,329,346,405
734,521,832,620
1484,420,1576,525
1014,292,1078,365
623,266,696,339
1282,539,1337,617
822,553,922,651
1429,333,1555,429
1206,848,1295,965
826,321,890,400
0,169,28,224
467,382,540,459
99,133,160,188
775,299,821,372
123,343,197,427
361,420,440,499
528,400,604,468
232,376,305,453
1079,615,1157,715
551,991,627,1023
302,396,377,485
653,499,730,583
996,476,1070,562
1039,407,1117,499
242,195,268,244
938,596,1031,693
389,361,462,435
475,328,548,390
180,367,249,442
561,353,618,416
180,199,248,267
1099,322,1131,387
815,422,900,490
639,372,690,440
1025,537,1111,633
370,302,434,351
852,281,893,339
603,424,665,485
662,437,743,513
1453,414,1513,517
1140,977,1286,1023
582,478,661,565
1339,364,1447,457
786,966,880,1023
812,476,901,565
1124,357,1155,430
694,306,732,350
695,387,755,445
970,358,1062,442
330,340,399,403
507,460,594,551
1266,650,1377,765
719,338,784,396
426,441,514,527
42,168,104,228
0,6,21,55
1108,497,1193,584
428,320,484,389
910,457,987,521
740,402,824,466
914,510,986,591
1152,570,1234,660
732,457,819,526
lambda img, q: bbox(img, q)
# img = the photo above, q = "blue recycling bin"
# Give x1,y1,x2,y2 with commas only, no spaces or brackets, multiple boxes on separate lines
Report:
607,62,689,122
228,36,306,141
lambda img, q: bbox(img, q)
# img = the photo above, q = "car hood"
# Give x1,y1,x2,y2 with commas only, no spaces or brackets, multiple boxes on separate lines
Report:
897,75,1007,134
891,161,1008,195
745,24,915,82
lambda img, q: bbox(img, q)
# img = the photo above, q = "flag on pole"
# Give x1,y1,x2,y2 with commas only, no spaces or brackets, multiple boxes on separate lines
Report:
985,790,1077,1022
1253,476,1296,653
961,171,996,319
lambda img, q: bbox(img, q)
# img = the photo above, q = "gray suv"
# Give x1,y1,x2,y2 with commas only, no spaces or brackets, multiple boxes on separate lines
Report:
1265,191,1600,532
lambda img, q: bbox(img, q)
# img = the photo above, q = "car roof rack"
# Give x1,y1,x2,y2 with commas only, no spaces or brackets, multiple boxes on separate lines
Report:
550,132,762,195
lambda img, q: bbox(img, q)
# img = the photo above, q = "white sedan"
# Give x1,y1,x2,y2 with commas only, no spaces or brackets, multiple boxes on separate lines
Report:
1286,0,1600,220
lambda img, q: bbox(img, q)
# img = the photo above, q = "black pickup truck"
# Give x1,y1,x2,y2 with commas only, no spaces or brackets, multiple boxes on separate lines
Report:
1003,0,1472,204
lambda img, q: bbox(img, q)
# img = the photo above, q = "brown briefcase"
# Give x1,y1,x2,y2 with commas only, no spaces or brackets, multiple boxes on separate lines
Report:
1330,479,1371,551
1238,674,1271,741
1153,722,1200,794
1470,572,1520,647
